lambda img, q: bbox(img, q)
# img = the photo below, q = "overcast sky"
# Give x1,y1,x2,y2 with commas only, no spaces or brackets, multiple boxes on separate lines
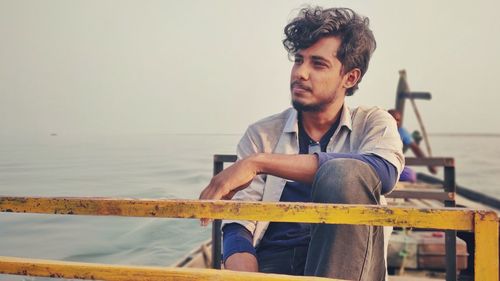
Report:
1,0,499,137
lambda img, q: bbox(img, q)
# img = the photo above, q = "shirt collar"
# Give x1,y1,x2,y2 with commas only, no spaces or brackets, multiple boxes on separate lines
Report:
283,108,299,133
338,105,353,131
283,105,353,133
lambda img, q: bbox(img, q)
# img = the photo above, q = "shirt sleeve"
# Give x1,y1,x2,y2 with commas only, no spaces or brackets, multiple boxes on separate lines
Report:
316,152,398,194
222,223,257,263
354,108,405,178
399,127,414,146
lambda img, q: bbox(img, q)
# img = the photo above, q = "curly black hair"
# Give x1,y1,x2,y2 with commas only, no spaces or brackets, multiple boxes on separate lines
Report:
283,7,376,96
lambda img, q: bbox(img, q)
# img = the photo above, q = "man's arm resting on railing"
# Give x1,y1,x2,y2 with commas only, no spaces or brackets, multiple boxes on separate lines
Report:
199,154,319,205
199,153,397,203
208,153,397,271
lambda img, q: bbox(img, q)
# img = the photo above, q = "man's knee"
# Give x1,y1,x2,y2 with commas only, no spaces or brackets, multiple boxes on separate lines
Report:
311,158,380,204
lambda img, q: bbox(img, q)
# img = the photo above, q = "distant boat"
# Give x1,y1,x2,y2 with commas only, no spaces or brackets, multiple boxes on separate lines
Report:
50,133,58,136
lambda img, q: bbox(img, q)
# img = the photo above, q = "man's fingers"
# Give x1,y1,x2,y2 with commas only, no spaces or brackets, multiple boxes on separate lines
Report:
199,185,218,200
199,184,222,226
200,218,212,227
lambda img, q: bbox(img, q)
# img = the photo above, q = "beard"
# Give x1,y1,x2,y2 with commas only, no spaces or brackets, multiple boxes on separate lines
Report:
291,100,326,112
290,80,337,112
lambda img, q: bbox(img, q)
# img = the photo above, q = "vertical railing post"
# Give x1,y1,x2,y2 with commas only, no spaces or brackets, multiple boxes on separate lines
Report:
474,212,499,281
444,165,457,281
211,157,224,269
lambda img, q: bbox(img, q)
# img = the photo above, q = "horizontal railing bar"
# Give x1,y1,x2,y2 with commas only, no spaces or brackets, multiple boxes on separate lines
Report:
214,154,237,163
405,157,454,167
0,256,335,281
0,197,480,230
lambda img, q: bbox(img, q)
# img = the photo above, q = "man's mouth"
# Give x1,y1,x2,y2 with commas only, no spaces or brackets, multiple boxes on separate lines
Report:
291,81,312,93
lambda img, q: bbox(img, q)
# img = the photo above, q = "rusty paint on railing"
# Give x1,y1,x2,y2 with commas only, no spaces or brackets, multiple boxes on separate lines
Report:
0,196,475,230
0,196,498,281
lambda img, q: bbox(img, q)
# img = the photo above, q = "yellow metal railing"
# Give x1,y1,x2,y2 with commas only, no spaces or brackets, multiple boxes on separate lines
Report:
0,197,498,281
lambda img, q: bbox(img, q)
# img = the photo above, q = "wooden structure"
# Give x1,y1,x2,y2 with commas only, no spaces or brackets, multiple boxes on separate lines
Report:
211,155,463,281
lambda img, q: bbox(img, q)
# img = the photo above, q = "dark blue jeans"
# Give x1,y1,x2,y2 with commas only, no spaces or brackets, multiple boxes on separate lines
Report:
258,246,308,275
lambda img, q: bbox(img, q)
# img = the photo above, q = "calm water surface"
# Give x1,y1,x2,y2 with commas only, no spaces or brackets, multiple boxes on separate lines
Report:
0,133,498,280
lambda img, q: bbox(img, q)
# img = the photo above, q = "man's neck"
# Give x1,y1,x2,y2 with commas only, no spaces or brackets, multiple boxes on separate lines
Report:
300,100,344,142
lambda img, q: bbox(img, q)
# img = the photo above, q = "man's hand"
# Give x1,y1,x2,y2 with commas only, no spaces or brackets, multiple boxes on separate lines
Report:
224,252,259,272
428,165,438,175
198,153,318,226
199,157,258,200
199,156,259,226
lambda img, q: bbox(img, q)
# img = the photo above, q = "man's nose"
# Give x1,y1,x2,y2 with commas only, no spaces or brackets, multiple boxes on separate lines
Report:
293,63,310,80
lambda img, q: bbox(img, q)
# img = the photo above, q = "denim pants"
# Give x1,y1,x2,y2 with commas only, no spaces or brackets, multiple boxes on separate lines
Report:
257,159,386,281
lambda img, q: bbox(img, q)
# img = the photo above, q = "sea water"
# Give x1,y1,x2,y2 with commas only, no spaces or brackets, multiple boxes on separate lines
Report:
0,133,499,280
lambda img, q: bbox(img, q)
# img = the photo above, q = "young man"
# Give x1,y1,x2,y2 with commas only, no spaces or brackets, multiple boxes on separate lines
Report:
200,7,404,281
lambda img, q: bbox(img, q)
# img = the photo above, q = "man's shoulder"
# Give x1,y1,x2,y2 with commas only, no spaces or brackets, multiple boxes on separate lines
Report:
349,105,392,125
350,105,389,118
247,108,295,134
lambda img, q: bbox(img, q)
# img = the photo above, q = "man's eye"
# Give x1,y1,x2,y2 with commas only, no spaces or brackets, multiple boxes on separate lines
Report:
294,58,303,64
313,62,328,69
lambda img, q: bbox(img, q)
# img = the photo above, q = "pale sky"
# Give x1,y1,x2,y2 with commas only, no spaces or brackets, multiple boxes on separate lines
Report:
1,0,499,137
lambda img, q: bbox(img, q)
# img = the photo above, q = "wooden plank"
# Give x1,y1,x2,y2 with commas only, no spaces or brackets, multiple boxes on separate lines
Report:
395,182,442,190
0,197,475,230
389,276,444,281
474,212,499,281
418,173,500,211
399,92,432,100
213,155,454,168
405,157,454,167
387,190,453,201
0,256,336,281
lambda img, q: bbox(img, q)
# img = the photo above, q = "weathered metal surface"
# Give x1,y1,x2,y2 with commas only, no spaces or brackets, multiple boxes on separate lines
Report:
474,212,499,281
0,256,336,281
0,197,476,230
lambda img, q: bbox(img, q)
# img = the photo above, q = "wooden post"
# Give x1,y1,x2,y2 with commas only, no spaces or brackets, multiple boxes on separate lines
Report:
395,70,409,126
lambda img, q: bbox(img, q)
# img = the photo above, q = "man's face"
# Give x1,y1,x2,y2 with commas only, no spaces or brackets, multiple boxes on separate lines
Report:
290,36,348,112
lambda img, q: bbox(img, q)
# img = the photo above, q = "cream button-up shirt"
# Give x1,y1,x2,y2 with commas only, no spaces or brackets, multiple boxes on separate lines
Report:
223,105,404,246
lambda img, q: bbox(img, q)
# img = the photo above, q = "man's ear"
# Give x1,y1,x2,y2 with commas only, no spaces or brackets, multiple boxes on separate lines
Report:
343,68,361,90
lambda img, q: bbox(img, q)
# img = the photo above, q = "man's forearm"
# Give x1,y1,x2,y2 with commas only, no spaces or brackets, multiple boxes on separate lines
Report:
251,153,319,184
199,153,319,203
410,143,426,158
